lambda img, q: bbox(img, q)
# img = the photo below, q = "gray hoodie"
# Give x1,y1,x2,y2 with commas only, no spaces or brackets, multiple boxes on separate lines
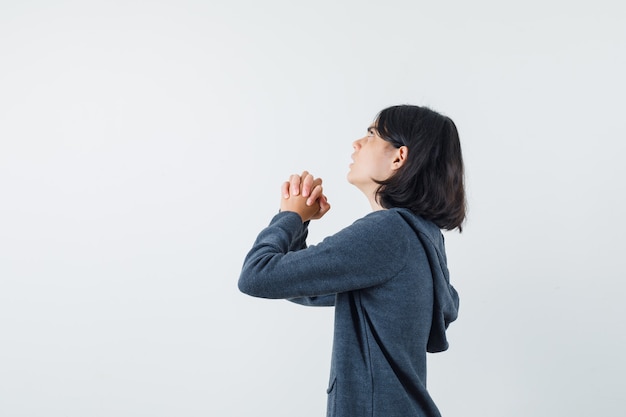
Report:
239,208,459,417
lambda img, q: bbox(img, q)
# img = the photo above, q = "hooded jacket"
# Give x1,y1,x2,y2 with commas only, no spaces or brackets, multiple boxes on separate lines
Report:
239,208,459,417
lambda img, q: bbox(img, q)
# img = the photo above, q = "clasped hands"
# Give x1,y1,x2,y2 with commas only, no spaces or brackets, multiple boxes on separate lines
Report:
280,171,331,222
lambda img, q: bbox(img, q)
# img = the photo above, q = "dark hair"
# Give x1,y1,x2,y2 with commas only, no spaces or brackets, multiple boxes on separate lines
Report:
374,105,466,232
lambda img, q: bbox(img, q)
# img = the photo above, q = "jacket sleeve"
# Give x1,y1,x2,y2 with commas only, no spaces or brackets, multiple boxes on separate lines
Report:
238,211,410,300
285,218,336,307
287,295,337,307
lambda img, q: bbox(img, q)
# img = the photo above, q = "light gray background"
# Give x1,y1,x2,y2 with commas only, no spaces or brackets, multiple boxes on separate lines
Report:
1,1,625,416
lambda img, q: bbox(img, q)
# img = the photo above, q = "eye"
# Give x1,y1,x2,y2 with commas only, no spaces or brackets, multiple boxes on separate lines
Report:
367,129,375,137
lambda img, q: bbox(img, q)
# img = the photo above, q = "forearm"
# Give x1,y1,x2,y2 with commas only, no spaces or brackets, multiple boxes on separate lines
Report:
288,295,336,307
238,210,409,300
238,211,307,298
288,219,310,252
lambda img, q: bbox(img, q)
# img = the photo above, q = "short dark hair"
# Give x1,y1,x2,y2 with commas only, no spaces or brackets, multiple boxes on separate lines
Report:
374,105,466,232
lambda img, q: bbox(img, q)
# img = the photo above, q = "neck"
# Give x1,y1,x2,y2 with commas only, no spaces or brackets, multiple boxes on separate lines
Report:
366,191,385,212
352,182,386,212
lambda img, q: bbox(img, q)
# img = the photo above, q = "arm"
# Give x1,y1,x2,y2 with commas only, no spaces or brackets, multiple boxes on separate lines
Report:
286,219,337,307
238,211,410,300
288,295,336,307
244,170,336,305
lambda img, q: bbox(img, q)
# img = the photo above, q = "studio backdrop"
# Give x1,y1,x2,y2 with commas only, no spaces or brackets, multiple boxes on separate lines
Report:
1,1,625,416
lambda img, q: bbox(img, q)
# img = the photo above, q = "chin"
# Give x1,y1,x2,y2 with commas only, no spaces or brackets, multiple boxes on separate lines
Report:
346,170,355,185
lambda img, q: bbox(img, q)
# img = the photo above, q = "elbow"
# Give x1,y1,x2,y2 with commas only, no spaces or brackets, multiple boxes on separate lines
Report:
238,272,273,298
238,255,280,298
238,273,255,296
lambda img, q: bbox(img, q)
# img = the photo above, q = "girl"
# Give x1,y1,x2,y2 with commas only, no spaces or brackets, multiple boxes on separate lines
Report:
239,104,465,417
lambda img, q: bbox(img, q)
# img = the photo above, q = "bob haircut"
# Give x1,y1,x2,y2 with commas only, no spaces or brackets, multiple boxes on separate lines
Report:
374,105,466,232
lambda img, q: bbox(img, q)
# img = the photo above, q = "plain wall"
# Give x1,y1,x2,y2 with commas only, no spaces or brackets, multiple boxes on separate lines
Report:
1,1,625,416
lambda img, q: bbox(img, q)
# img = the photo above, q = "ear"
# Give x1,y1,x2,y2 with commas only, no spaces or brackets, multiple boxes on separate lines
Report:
391,146,408,171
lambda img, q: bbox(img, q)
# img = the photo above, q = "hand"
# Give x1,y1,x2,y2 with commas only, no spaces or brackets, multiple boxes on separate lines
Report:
280,171,331,222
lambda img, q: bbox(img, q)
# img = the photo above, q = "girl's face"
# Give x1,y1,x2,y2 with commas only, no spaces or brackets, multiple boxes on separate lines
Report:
347,125,401,195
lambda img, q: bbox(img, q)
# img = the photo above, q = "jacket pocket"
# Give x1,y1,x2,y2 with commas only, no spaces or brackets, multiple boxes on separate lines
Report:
326,376,337,417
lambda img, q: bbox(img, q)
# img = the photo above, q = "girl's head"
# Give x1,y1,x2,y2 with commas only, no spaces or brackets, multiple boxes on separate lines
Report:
348,105,466,231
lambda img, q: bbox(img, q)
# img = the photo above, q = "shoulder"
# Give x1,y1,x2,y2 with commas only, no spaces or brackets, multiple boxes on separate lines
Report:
353,209,403,228
357,208,416,231
357,208,444,249
344,209,416,250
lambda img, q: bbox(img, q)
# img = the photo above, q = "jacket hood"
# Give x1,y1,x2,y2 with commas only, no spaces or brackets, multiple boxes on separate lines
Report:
394,208,460,353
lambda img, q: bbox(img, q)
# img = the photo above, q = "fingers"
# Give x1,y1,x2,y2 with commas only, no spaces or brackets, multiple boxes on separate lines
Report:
289,173,302,196
311,194,331,220
281,181,290,199
318,195,330,213
306,179,323,206
320,197,331,216
301,171,314,198
286,171,315,198
283,171,328,210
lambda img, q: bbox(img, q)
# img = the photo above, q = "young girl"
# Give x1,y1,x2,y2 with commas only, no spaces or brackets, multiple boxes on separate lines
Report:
239,105,465,417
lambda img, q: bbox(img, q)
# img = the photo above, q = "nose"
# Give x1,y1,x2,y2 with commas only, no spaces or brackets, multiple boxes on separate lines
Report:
352,137,363,150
